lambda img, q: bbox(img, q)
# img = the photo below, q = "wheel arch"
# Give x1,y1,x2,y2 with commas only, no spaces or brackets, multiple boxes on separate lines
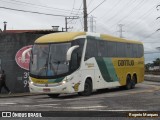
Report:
85,77,93,90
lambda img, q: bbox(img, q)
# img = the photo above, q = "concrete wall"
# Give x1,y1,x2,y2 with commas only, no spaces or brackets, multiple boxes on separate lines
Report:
144,75,160,82
0,33,45,93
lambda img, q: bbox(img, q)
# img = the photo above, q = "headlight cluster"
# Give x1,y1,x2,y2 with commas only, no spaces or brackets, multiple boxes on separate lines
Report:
60,76,74,85
29,77,33,84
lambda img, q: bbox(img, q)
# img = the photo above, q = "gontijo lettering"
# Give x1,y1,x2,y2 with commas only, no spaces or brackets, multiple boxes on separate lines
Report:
118,60,134,66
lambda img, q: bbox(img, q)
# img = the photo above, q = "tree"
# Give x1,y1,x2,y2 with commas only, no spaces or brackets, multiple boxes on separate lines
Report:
153,58,160,66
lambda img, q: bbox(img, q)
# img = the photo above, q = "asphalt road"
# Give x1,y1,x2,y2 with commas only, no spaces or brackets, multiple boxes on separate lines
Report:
0,81,160,119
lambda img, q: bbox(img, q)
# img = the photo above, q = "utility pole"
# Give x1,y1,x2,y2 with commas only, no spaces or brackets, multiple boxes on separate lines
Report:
89,15,96,32
90,16,93,32
118,24,124,38
64,17,78,32
83,0,88,32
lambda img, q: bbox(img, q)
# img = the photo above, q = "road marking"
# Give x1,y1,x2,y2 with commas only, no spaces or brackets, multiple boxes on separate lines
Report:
33,104,59,107
69,105,108,109
23,104,108,110
23,104,59,108
81,109,146,111
0,103,17,105
106,109,146,111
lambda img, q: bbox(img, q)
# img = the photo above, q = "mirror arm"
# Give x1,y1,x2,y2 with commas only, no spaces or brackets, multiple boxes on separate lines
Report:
22,48,32,62
66,45,79,61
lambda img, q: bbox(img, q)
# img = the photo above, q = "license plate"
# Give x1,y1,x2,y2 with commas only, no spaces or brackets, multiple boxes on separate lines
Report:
43,88,50,92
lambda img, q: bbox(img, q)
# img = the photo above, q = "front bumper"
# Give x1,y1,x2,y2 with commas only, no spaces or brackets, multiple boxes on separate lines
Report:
29,82,74,94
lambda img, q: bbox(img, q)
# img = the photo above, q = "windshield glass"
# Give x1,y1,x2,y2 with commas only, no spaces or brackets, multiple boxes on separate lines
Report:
30,43,71,77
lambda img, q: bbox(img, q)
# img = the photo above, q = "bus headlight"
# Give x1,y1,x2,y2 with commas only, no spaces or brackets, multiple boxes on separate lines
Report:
58,80,66,85
62,80,66,84
29,77,33,84
59,76,73,85
66,76,73,82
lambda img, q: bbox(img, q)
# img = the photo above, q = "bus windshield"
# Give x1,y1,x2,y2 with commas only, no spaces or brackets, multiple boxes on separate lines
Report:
30,43,71,77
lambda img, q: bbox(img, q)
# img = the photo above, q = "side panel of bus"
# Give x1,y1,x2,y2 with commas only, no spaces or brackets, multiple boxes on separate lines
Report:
81,35,144,91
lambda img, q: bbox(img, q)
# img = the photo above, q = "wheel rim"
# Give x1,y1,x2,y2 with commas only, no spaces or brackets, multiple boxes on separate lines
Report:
127,77,131,89
132,76,136,88
84,83,89,93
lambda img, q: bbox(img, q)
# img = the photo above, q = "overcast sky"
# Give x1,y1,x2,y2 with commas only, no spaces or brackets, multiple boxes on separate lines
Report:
0,0,160,63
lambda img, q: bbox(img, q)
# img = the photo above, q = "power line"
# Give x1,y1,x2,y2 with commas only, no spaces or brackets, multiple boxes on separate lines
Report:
0,6,78,17
68,1,83,24
127,8,154,29
0,0,80,15
98,0,121,20
106,1,158,36
69,0,76,16
103,0,137,23
88,0,106,16
87,0,94,7
112,0,145,26
144,31,157,40
82,0,106,31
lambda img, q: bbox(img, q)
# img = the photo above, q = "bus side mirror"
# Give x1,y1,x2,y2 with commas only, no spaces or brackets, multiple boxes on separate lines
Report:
22,48,32,62
66,45,79,61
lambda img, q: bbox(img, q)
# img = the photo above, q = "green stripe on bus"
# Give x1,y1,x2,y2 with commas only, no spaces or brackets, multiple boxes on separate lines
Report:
95,57,112,82
95,57,118,82
103,58,118,82
48,77,64,83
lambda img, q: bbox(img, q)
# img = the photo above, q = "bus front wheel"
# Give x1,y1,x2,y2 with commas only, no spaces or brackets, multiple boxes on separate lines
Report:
78,79,92,96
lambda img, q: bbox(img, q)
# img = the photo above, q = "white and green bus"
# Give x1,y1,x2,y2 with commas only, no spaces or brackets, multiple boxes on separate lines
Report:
24,32,144,97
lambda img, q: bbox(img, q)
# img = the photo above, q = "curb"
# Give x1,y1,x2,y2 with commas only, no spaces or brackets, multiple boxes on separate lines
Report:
144,75,160,82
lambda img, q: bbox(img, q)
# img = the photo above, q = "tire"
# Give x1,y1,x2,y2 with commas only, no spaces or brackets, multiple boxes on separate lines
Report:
131,75,136,89
48,94,59,98
78,79,92,96
125,75,132,90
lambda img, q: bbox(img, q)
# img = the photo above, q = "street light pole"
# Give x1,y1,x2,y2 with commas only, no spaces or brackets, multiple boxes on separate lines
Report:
83,0,88,32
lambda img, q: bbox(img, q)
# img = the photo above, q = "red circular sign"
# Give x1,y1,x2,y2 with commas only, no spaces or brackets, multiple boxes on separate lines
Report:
15,45,32,70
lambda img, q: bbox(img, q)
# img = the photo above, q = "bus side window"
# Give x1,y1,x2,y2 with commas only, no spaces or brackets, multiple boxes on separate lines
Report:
116,42,125,57
97,40,107,57
85,39,98,60
133,44,138,58
106,41,117,57
125,43,133,58
138,44,144,58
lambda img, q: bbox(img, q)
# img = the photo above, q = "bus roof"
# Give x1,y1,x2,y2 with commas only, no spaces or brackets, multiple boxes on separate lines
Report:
35,32,86,43
100,34,142,44
35,32,142,44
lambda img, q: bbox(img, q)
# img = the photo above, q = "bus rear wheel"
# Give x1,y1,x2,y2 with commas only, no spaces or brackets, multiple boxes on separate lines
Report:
78,79,92,96
48,94,59,98
131,75,136,89
125,75,132,90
